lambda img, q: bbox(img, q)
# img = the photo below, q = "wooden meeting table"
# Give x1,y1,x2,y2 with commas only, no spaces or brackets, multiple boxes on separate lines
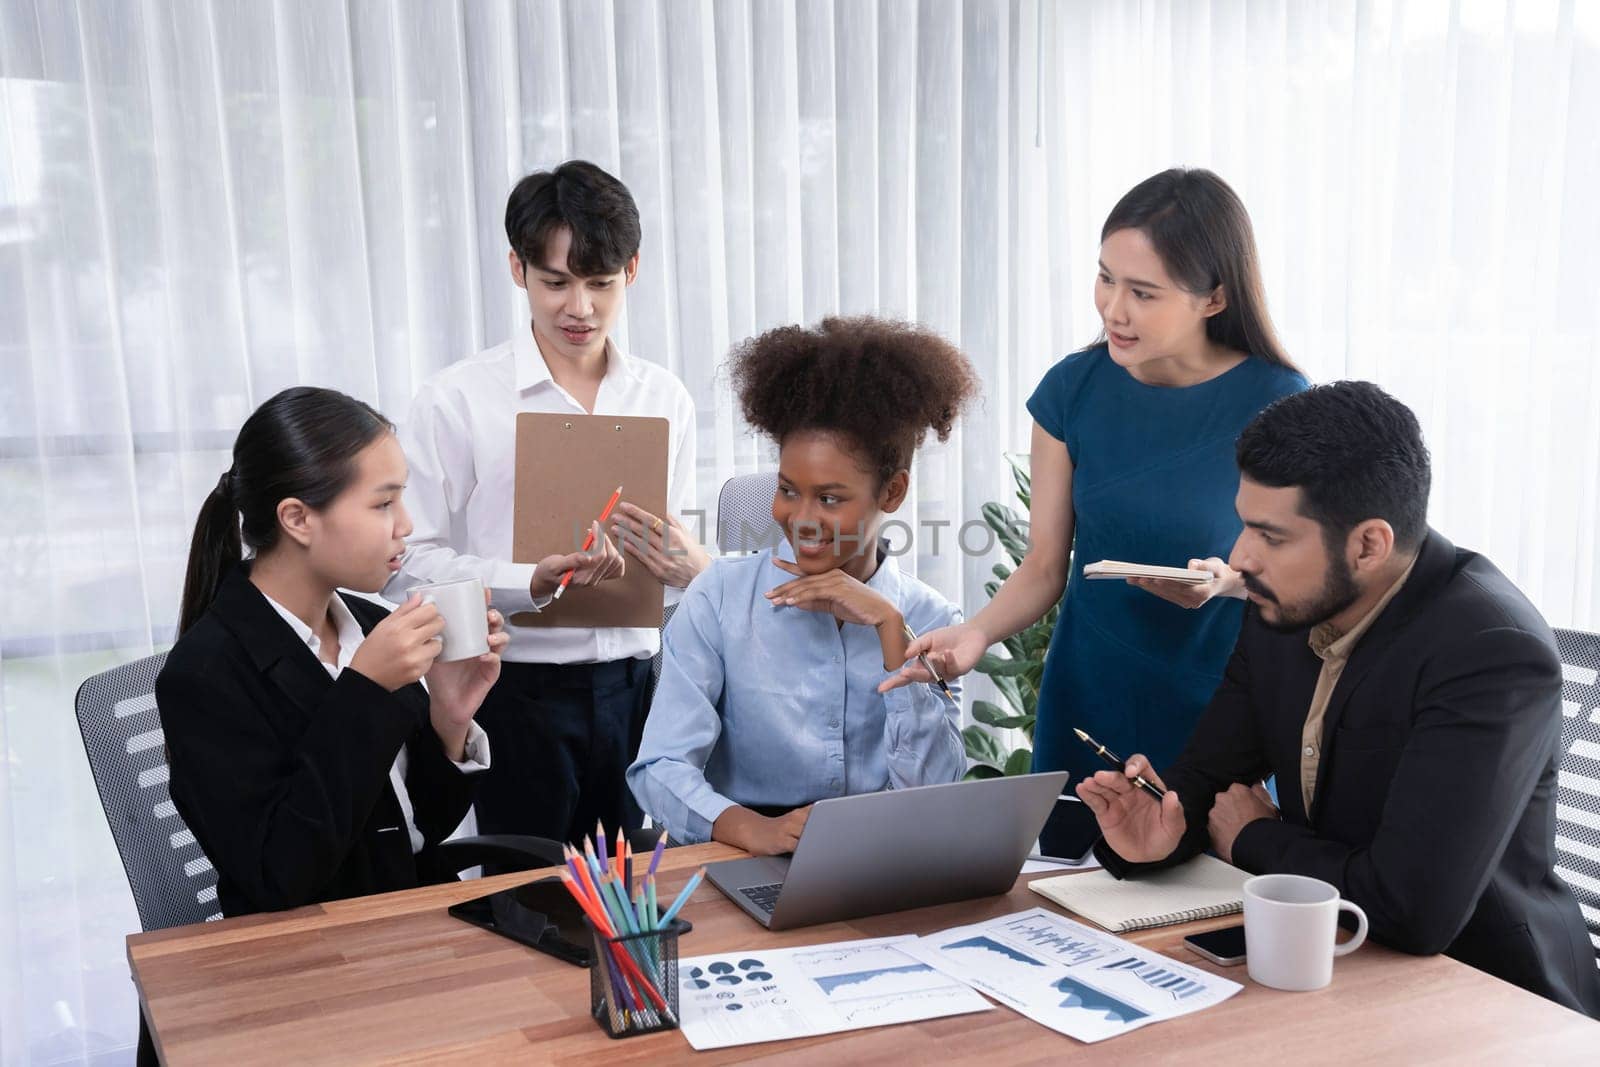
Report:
127,842,1596,1064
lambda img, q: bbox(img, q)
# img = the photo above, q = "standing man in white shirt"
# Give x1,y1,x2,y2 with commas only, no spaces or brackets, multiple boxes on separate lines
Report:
385,160,709,844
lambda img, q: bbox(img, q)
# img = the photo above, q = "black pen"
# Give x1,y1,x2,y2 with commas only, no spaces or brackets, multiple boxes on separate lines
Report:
1074,727,1166,800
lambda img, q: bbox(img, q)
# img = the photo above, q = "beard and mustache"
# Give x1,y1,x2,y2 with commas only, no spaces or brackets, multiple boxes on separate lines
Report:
1242,549,1362,634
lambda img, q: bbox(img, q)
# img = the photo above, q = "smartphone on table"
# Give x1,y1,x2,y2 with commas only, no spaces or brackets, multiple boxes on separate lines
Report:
1183,924,1247,966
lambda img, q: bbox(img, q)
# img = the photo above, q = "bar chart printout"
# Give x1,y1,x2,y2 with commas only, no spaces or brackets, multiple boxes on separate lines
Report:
677,935,991,1050
898,908,1242,1043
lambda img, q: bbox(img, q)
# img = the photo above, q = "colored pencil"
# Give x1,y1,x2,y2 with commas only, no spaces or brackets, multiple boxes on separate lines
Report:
658,867,706,928
603,875,639,936
552,485,623,600
647,831,667,879
594,821,607,873
582,838,607,885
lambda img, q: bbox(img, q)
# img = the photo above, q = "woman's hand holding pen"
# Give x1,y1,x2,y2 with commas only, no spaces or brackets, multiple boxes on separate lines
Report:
530,521,626,598
1127,556,1246,609
878,621,988,693
424,590,510,760
611,502,711,589
351,594,446,692
1074,754,1186,863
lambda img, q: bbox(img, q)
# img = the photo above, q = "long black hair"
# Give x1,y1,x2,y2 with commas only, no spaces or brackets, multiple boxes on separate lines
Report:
1098,168,1297,371
177,387,393,635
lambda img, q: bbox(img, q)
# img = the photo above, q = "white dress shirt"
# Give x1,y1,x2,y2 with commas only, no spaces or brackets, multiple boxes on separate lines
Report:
384,325,698,665
261,592,490,854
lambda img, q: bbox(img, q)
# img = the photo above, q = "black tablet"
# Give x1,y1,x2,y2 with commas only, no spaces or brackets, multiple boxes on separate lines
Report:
447,875,592,967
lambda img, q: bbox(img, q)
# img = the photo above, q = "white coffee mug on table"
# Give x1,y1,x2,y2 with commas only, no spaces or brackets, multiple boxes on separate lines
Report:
412,577,489,662
1243,873,1368,991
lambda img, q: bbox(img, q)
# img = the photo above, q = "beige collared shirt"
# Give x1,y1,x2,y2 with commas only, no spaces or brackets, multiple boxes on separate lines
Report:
1299,559,1417,814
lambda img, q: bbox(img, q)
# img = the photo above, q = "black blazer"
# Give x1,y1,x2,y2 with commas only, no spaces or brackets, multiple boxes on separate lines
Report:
1099,529,1600,1018
157,567,476,918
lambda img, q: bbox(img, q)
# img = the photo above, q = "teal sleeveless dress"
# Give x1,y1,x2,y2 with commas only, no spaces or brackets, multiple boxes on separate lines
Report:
1026,345,1307,785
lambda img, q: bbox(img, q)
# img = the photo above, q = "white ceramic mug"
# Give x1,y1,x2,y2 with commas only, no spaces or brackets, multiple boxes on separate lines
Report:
412,577,489,662
1243,873,1368,991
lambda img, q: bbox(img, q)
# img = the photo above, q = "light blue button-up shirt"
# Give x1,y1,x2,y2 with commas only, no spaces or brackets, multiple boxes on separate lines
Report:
627,543,966,843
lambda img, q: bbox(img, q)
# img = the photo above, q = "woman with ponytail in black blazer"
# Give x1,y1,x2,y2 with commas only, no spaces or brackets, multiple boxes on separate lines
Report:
156,387,509,918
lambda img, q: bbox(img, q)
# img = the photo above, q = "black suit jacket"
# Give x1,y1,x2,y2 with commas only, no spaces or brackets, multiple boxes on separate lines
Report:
1098,529,1600,1017
157,567,476,918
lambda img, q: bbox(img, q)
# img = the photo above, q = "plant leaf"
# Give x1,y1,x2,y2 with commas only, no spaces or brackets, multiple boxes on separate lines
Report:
977,652,1037,677
992,673,1024,712
964,763,1004,780
1003,748,1035,776
981,502,1030,563
962,724,1007,767
971,700,1014,727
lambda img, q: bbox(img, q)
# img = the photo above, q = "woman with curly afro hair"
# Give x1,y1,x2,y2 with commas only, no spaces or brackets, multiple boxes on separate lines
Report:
626,316,980,855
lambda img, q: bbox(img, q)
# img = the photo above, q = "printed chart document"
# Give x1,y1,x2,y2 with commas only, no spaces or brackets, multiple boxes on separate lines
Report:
677,935,992,1050
899,907,1241,1043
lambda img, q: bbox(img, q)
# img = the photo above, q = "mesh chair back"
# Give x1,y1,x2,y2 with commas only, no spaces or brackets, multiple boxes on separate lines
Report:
74,652,220,931
1552,628,1600,965
649,602,678,691
716,472,780,555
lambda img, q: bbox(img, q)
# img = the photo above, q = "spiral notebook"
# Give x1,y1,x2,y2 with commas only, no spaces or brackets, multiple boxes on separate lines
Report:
1028,854,1249,932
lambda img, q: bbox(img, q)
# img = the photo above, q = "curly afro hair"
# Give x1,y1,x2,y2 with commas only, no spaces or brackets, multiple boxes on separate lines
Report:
730,316,981,486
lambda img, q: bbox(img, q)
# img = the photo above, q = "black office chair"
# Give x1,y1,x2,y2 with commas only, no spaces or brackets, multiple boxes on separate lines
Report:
73,652,657,934
1552,628,1600,968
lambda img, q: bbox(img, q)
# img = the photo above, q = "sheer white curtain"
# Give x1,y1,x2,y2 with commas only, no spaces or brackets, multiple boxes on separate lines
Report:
1,0,1596,1061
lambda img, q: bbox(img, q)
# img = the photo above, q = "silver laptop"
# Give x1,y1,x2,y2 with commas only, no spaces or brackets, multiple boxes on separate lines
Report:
706,771,1069,930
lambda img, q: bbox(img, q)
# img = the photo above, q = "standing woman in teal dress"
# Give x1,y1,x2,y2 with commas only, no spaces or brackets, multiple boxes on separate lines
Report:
886,168,1307,801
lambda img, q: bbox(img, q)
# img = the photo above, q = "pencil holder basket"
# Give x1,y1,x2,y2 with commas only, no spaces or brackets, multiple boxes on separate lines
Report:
586,917,692,1038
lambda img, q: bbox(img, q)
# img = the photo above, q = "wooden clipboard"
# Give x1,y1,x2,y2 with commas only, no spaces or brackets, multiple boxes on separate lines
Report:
510,412,669,630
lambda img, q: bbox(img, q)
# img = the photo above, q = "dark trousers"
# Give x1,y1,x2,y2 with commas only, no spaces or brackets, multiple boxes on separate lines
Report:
472,657,652,844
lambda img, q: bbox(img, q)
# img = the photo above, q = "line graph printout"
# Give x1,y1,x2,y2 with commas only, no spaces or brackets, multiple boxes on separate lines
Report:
677,935,991,1050
898,908,1241,1043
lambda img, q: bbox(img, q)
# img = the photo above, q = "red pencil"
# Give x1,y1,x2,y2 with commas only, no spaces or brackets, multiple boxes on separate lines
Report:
552,485,623,600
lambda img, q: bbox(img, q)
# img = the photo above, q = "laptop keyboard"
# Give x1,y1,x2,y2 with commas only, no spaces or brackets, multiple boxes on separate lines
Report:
738,882,784,915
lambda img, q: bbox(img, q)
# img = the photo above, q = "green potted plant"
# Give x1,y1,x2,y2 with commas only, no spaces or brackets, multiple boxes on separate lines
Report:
963,455,1061,779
